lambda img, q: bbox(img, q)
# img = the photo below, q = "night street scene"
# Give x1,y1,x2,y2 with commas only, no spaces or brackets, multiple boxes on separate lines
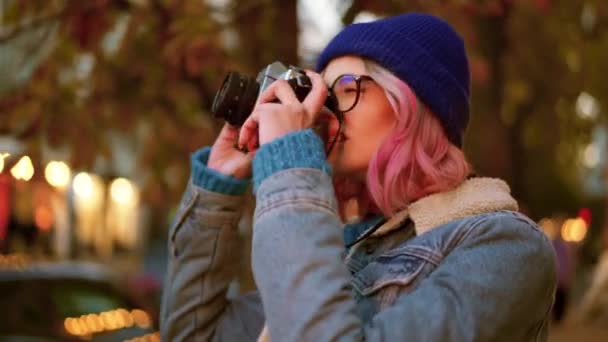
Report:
1,1,608,341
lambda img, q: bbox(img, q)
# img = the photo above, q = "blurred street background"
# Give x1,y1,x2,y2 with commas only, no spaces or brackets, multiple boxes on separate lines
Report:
1,0,608,340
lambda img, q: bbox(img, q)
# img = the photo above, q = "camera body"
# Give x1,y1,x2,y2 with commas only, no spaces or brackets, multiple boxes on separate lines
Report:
211,61,336,127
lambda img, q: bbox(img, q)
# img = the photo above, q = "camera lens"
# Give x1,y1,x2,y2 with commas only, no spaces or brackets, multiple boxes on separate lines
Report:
211,72,259,127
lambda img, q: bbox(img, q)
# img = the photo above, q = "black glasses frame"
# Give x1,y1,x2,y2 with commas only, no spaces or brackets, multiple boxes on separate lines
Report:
329,74,374,113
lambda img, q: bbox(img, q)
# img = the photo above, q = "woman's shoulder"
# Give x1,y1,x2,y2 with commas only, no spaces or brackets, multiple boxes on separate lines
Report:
442,210,551,251
451,210,556,271
408,209,551,248
388,210,556,273
466,210,547,241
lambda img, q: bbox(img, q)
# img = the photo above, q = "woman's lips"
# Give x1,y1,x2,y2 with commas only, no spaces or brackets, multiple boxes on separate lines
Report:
319,114,347,144
330,133,347,143
326,125,347,142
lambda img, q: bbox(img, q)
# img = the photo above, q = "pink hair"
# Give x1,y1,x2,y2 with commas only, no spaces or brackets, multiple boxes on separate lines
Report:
334,60,471,219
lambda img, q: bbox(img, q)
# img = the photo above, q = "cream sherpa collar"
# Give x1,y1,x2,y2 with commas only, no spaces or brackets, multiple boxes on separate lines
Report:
371,177,519,237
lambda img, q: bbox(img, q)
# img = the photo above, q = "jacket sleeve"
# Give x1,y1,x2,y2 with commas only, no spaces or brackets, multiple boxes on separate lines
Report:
160,147,264,341
250,132,557,341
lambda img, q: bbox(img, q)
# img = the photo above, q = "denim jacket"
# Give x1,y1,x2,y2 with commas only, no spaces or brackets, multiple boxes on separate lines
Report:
160,130,556,341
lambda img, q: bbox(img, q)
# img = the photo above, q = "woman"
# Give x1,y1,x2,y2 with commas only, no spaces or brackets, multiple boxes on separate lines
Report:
161,13,556,341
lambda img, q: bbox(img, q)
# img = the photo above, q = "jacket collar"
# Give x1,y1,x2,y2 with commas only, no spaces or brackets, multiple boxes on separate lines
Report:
370,177,518,238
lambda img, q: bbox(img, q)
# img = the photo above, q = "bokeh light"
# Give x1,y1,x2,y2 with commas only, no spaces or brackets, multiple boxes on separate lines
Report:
0,153,9,173
131,309,152,329
45,161,71,188
539,218,558,240
561,218,588,242
110,178,135,205
73,172,94,199
34,205,54,231
10,156,34,181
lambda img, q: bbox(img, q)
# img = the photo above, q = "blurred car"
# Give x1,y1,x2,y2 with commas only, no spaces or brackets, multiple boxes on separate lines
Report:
0,257,158,341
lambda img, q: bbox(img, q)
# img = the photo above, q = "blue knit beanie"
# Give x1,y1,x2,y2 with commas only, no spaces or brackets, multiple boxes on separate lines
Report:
316,13,470,147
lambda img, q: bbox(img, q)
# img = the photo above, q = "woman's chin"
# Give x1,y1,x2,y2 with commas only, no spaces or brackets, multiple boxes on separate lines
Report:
326,154,338,169
328,159,347,175
330,166,365,181
329,162,342,175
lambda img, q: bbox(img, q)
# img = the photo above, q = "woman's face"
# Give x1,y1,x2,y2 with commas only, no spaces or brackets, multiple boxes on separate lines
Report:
322,56,396,180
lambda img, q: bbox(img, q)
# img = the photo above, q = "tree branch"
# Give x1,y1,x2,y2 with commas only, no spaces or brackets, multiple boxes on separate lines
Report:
0,0,132,43
0,6,67,43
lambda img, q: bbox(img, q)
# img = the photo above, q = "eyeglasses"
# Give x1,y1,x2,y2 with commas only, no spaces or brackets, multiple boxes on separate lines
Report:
328,74,374,113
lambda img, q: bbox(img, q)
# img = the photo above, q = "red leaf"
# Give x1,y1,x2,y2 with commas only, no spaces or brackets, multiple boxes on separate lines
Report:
535,0,551,14
486,0,505,17
470,57,490,85
68,8,111,50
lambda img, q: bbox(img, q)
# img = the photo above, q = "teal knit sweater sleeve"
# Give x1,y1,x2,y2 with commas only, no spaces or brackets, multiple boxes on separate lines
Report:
252,129,332,192
190,147,250,196
191,129,330,195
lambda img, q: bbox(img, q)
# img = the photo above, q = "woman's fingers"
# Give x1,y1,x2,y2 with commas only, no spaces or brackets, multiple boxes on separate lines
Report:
247,128,259,152
302,70,328,116
236,72,329,149
257,80,300,106
218,122,239,141
258,74,328,116
238,113,259,149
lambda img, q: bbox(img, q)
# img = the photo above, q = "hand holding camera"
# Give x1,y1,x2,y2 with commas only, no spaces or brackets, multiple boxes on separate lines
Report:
208,62,340,178
207,123,254,179
236,71,328,150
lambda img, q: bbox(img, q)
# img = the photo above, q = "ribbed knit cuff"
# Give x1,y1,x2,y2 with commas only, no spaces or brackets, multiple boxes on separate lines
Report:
253,129,332,192
191,147,250,196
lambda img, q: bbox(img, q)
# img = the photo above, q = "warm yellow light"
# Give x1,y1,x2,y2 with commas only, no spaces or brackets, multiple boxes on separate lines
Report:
582,144,600,168
100,311,115,330
34,205,54,231
63,318,73,335
569,218,588,242
110,178,135,205
84,314,96,332
539,218,557,239
96,314,107,332
131,309,152,329
116,308,134,328
0,254,31,269
561,219,573,241
65,309,155,336
77,317,89,336
73,172,94,199
561,218,588,242
576,91,599,120
0,153,9,173
10,156,34,181
88,313,106,333
64,318,81,335
95,314,105,332
125,332,161,342
45,161,71,188
113,309,126,329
